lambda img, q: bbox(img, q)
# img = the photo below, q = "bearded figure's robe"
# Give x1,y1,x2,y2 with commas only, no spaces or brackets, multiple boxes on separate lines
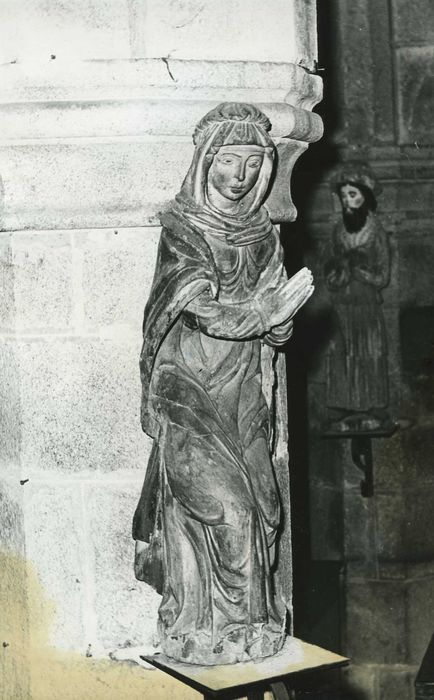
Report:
325,212,391,413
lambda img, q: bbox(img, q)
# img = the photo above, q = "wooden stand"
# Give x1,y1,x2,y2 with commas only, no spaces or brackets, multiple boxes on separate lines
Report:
142,637,349,699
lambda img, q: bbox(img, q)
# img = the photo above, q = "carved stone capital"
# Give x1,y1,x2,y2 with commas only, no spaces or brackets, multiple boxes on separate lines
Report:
0,58,322,230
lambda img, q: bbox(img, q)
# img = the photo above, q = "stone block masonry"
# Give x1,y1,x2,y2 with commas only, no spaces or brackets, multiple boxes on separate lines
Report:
2,226,159,655
0,4,322,693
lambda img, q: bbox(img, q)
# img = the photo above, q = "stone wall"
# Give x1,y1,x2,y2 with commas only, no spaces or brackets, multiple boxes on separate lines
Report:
0,2,322,697
294,1,434,698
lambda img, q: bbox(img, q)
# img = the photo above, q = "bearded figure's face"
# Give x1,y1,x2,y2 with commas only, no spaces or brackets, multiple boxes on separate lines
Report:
339,183,372,233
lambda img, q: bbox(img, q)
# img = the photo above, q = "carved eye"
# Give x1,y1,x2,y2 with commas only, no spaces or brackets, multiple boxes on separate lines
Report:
248,160,261,169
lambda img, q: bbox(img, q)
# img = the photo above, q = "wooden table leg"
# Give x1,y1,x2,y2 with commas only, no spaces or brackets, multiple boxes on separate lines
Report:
247,688,265,699
203,690,265,700
270,681,291,700
202,687,265,700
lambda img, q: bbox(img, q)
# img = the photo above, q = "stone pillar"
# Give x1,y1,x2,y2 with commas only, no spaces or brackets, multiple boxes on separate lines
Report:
0,1,322,694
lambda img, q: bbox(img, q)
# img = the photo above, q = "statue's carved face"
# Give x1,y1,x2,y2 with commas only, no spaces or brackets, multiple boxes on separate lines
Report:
207,145,265,207
339,184,365,212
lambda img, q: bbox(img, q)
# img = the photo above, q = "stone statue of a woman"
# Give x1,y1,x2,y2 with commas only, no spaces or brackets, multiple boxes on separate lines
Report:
132,103,313,665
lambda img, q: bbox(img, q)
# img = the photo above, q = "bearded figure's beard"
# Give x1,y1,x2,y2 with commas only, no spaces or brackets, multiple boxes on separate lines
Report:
343,201,371,233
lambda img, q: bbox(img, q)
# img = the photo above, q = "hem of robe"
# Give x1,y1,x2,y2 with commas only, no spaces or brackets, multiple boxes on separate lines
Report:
160,621,286,666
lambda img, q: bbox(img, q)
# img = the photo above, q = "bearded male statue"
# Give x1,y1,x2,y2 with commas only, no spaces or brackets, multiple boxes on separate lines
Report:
324,164,392,433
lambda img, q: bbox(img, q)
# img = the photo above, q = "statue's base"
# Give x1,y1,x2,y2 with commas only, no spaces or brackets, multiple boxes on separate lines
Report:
141,636,349,699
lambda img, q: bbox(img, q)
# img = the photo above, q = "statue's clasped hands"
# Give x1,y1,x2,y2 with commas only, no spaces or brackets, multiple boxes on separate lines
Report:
261,267,314,330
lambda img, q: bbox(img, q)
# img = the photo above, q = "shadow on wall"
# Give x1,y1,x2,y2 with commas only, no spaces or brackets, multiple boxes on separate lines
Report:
0,550,198,700
278,0,347,681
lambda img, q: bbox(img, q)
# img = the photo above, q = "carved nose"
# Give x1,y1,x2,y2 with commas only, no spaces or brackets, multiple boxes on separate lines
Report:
234,163,246,181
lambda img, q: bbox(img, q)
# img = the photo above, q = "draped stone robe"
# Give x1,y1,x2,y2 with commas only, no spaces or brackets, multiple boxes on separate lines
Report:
133,210,292,665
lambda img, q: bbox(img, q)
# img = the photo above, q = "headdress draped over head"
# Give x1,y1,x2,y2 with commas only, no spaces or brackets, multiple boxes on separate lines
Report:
162,102,276,246
330,162,382,197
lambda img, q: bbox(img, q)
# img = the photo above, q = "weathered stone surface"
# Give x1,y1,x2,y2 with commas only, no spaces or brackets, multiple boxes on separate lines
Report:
84,483,160,650
0,100,323,144
367,0,395,144
377,561,408,580
142,0,309,65
0,479,25,554
401,427,434,484
0,134,322,231
405,485,434,560
399,309,434,420
18,339,152,474
0,140,192,230
397,149,434,180
267,139,311,222
372,433,405,492
396,48,434,144
0,546,30,700
0,0,132,63
343,491,377,567
342,663,378,700
309,436,344,489
407,560,434,580
338,0,375,144
397,179,434,214
375,492,407,561
310,485,342,560
408,376,434,421
0,340,22,466
79,228,160,332
11,232,73,332
0,0,321,69
380,229,399,306
346,580,406,663
307,381,328,430
293,0,317,68
0,233,15,331
392,0,434,46
0,57,323,232
0,59,322,109
407,575,434,665
399,235,434,307
23,482,86,650
381,306,402,415
378,666,414,700
297,182,333,223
